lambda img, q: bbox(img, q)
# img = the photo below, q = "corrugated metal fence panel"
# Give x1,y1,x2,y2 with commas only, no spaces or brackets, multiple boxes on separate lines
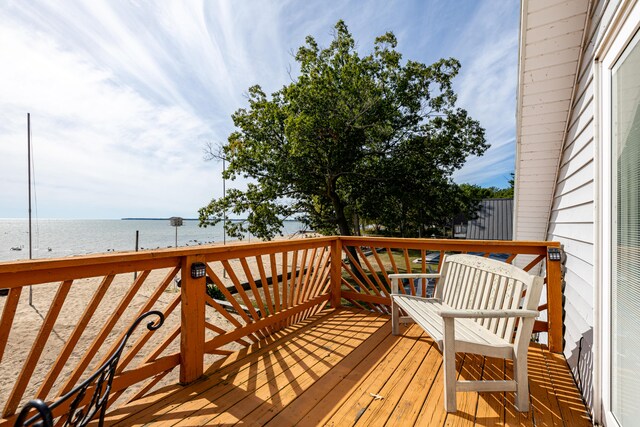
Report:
465,199,513,241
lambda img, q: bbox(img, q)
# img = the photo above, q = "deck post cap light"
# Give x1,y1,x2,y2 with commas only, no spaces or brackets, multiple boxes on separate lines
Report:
190,262,206,279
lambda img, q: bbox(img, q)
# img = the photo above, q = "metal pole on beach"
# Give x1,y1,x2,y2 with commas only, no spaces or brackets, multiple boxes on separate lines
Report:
134,230,139,280
170,217,183,248
28,113,33,306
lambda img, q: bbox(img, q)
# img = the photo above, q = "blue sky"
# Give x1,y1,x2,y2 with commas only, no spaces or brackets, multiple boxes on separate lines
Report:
0,0,520,219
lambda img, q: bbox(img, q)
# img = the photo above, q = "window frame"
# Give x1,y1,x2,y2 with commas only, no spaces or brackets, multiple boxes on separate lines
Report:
598,3,640,426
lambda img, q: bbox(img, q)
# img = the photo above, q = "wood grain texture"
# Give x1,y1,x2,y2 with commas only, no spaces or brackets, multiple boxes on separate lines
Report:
107,309,590,427
179,255,205,384
546,255,564,353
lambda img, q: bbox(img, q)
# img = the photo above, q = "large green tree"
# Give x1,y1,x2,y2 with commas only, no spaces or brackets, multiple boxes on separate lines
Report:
199,21,488,239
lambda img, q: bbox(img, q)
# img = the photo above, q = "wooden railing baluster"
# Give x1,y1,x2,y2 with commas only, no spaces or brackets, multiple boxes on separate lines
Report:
524,255,546,272
288,250,298,310
295,249,309,306
282,251,289,312
143,326,180,363
0,287,22,366
36,275,115,400
270,253,281,313
370,247,391,292
302,247,328,322
308,247,328,299
386,247,400,275
255,255,275,317
239,258,268,320
57,271,151,397
284,250,298,327
205,267,252,324
220,260,262,323
300,248,316,303
293,248,313,324
330,239,342,309
403,248,412,274
343,247,380,297
95,267,179,371
4,280,73,417
355,246,386,297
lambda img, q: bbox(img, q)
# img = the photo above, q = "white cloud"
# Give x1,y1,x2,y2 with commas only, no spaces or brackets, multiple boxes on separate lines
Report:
450,0,519,188
0,15,217,218
0,0,520,218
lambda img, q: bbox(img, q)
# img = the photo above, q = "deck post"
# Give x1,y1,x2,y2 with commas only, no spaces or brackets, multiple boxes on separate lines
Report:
330,238,342,309
546,246,563,353
180,255,206,384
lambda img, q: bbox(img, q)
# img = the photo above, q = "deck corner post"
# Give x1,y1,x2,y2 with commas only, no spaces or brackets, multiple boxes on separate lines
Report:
546,247,563,353
330,238,342,309
180,254,206,384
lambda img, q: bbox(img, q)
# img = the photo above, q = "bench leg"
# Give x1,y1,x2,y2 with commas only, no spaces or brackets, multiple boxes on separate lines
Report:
443,318,457,412
513,352,530,412
391,299,399,336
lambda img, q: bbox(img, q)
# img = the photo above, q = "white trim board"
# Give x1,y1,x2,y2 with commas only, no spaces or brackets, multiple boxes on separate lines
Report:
597,2,640,425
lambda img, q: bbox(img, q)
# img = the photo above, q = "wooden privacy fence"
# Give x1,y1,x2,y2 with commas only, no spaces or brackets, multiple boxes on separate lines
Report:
0,236,561,425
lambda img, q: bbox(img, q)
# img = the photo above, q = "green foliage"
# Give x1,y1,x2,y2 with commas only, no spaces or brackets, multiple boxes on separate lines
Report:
491,173,515,198
206,281,226,301
491,186,514,199
459,172,515,202
199,20,488,239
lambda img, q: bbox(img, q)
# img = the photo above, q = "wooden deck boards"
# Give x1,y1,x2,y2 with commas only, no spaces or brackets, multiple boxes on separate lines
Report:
105,308,592,426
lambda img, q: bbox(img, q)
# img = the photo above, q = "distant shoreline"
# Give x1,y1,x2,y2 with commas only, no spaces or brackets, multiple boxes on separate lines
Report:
121,218,199,221
121,218,301,222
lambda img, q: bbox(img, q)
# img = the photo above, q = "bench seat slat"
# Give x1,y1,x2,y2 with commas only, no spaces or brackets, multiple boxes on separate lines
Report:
393,295,514,358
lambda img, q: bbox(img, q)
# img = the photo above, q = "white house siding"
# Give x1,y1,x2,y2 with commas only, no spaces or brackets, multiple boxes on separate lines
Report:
515,0,590,242
515,0,590,395
546,0,619,411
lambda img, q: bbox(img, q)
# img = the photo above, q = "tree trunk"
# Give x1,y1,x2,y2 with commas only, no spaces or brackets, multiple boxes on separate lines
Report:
353,212,361,236
328,182,352,237
328,183,364,288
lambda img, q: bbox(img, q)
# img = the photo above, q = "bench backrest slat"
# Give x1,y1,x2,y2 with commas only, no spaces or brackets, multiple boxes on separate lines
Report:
439,254,540,344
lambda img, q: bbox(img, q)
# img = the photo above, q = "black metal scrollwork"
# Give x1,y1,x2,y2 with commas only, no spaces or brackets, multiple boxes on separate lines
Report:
15,310,165,427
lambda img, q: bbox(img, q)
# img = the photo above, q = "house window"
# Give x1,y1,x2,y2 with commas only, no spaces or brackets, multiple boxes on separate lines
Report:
611,28,640,426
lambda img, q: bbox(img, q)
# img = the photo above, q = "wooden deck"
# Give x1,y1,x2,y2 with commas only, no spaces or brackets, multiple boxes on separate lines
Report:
105,308,591,426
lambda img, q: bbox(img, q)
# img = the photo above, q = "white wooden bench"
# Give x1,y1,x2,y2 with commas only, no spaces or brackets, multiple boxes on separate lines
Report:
390,254,543,413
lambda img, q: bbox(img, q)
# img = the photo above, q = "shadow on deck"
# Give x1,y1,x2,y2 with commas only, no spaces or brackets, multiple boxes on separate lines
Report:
105,308,591,426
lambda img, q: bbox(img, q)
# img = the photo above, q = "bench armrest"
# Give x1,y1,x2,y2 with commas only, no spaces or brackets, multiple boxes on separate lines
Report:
389,273,441,279
438,309,539,319
389,273,440,294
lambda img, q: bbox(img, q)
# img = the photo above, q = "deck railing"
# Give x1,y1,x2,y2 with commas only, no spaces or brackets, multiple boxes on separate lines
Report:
0,236,561,425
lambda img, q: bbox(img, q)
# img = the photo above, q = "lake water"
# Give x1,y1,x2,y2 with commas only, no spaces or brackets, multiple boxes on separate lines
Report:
0,219,306,262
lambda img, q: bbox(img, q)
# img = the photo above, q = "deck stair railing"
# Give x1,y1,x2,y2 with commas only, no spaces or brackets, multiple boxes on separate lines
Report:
0,236,562,425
